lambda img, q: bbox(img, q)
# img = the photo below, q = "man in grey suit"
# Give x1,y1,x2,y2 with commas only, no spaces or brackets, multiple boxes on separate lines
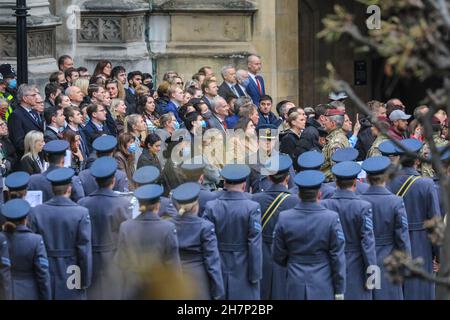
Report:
218,65,240,99
207,96,230,134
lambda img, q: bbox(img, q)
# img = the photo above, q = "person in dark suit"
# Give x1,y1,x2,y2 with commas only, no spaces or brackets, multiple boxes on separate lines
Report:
43,106,65,143
63,106,90,159
257,95,282,128
82,104,110,153
8,84,44,158
89,84,117,137
218,66,241,99
20,130,45,175
162,85,184,123
201,79,219,110
124,71,143,115
246,54,266,105
207,96,229,134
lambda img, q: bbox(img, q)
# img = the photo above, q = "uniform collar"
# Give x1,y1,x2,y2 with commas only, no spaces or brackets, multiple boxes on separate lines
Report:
365,185,392,195
219,191,248,200
90,188,117,197
295,201,325,211
399,167,420,176
15,225,32,233
332,189,358,199
136,211,161,221
267,183,290,193
46,195,77,206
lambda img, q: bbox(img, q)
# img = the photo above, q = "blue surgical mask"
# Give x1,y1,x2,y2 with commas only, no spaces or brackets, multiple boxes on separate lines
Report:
173,121,180,130
7,79,17,90
241,78,250,88
202,111,212,120
201,120,207,128
128,143,137,154
84,116,90,125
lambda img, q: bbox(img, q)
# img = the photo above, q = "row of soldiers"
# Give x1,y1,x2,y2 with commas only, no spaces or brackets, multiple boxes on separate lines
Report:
0,131,448,299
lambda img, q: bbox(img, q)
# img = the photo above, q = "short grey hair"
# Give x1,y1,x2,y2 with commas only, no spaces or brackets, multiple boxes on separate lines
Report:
211,96,226,113
328,115,345,128
247,54,261,63
17,84,37,102
220,65,235,80
235,69,248,82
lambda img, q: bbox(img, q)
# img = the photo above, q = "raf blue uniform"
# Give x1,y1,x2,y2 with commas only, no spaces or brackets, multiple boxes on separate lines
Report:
289,151,336,199
388,139,440,300
27,141,85,202
247,125,295,193
2,171,30,227
360,157,411,300
324,148,369,197
116,184,181,299
172,183,224,300
1,199,51,300
180,159,221,217
273,170,346,300
77,157,131,299
204,165,262,300
251,155,300,300
133,166,178,218
321,161,377,300
28,168,92,300
78,136,129,195
0,232,12,300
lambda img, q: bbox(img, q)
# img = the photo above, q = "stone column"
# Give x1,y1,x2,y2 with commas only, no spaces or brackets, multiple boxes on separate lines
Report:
0,0,61,90
52,0,151,75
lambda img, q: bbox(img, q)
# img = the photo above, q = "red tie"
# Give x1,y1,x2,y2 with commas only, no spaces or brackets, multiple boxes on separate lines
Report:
256,77,262,94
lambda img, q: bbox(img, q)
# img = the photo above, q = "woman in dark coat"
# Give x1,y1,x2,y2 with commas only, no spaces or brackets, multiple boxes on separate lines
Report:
137,133,162,171
20,131,45,175
1,199,51,300
280,110,307,172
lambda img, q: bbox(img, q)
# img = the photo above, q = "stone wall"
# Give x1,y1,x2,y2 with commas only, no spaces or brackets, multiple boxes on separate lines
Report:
0,0,61,91
1,0,372,110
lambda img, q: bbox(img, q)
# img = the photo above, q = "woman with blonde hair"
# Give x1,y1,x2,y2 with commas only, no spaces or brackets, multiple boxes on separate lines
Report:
20,130,45,175
110,98,127,134
172,183,224,300
124,114,147,168
227,117,258,164
73,78,90,97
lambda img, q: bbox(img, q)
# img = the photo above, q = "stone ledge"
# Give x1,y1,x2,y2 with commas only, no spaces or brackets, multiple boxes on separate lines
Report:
82,0,150,13
153,41,255,58
153,0,257,13
0,14,61,28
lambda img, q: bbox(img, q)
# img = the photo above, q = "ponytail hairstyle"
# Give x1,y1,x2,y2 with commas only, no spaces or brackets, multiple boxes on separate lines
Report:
175,200,199,216
2,218,26,233
138,200,160,214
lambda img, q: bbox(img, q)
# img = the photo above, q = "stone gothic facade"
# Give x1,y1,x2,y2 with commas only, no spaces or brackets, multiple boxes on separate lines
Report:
0,0,371,106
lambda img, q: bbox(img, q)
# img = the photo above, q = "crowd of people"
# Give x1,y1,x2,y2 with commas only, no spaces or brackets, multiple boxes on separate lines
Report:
0,53,449,300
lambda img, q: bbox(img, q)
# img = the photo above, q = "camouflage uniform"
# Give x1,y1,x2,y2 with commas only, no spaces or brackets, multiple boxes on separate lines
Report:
420,133,448,178
367,134,389,158
321,128,350,181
